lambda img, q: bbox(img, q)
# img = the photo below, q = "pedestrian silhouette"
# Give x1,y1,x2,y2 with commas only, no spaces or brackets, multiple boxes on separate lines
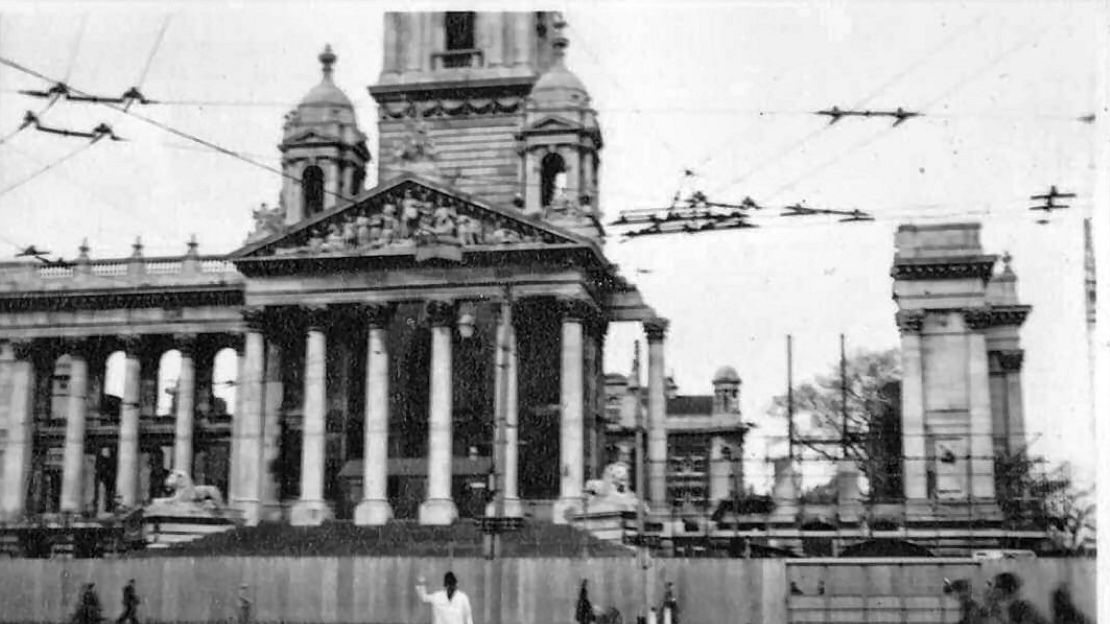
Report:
987,573,1050,624
73,583,102,624
1051,584,1091,624
117,579,140,624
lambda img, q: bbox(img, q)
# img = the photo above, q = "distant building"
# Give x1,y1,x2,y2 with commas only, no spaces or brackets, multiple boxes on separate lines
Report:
604,357,749,512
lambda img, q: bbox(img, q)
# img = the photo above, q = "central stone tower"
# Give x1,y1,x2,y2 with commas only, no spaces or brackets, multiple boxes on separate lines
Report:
370,12,560,207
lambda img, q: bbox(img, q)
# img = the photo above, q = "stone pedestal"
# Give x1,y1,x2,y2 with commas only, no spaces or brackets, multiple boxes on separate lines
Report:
290,499,334,526
771,458,799,524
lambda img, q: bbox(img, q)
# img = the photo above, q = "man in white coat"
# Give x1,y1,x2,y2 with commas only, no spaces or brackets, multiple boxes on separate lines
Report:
417,572,474,624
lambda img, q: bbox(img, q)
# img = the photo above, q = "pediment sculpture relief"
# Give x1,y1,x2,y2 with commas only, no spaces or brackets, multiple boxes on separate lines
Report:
246,202,287,243
263,184,564,257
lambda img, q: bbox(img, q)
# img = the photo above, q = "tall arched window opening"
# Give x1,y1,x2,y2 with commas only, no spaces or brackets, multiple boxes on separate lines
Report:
302,165,325,217
212,348,239,417
540,152,567,208
156,350,182,418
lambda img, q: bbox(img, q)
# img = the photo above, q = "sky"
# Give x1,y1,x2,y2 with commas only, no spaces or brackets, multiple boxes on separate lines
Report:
0,1,1105,487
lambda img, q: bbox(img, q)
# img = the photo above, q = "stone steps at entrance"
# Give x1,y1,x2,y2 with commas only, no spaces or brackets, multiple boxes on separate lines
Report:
128,519,632,558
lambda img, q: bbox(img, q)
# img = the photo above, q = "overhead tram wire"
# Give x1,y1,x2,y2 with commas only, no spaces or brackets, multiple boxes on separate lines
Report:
0,55,355,208
700,13,991,200
0,140,97,199
133,15,172,95
0,16,88,148
764,25,1052,204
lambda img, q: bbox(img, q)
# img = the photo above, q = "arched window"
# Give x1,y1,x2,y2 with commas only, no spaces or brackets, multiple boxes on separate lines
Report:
540,152,567,207
212,348,239,417
445,12,475,51
302,165,325,217
156,350,182,417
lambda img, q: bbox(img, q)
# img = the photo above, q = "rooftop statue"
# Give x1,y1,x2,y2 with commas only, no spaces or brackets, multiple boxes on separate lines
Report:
246,202,286,243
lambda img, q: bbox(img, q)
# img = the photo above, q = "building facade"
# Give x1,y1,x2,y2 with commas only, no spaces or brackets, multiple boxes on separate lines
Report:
604,358,749,513
0,11,673,529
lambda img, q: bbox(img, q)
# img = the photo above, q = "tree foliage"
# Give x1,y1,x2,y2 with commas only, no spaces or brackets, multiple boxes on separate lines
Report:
768,348,902,500
995,450,1096,553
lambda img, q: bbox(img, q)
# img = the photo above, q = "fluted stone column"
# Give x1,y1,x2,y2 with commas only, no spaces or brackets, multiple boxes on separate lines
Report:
419,300,458,525
355,303,395,525
60,340,90,514
291,307,334,526
553,299,588,523
1,341,36,521
645,318,669,510
234,310,266,525
260,339,283,520
897,312,928,503
172,334,197,476
964,310,997,503
115,337,142,508
503,306,522,517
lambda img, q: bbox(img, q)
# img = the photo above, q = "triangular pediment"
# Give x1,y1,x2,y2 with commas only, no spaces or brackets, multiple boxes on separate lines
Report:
232,174,599,262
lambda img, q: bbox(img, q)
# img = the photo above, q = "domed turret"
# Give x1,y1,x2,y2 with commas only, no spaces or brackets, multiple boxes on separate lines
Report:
713,366,741,384
530,27,590,109
519,15,603,239
278,45,370,224
712,365,741,414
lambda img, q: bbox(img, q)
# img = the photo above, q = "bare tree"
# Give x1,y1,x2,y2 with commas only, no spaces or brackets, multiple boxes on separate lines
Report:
996,451,1096,554
768,348,902,501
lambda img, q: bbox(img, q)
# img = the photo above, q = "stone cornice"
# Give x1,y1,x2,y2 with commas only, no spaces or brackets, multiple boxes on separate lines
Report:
962,308,994,331
891,255,997,283
0,284,244,313
896,305,1032,333
988,305,1031,327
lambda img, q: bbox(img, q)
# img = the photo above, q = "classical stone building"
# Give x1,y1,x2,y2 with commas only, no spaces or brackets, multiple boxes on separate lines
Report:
0,11,673,530
604,358,749,512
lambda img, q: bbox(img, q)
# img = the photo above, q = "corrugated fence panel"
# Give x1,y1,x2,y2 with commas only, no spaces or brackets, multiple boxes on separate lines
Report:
0,556,1097,624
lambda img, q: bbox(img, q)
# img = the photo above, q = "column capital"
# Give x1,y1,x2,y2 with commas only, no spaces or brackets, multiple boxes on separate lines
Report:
990,349,1024,372
895,310,925,334
120,334,143,355
425,299,456,327
7,338,36,360
300,304,330,331
558,297,596,323
172,333,198,355
58,337,92,359
643,317,669,342
962,307,993,331
242,306,267,331
362,302,397,330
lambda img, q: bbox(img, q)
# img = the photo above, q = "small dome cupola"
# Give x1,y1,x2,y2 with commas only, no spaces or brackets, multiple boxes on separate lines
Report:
529,24,590,109
712,366,741,415
278,45,370,225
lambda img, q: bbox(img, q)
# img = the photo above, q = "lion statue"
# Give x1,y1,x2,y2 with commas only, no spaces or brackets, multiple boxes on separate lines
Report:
583,462,637,512
150,470,224,511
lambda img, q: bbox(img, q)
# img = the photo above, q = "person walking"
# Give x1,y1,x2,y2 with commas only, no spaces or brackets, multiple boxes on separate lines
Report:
116,579,140,624
236,583,252,624
73,583,102,624
416,572,474,624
